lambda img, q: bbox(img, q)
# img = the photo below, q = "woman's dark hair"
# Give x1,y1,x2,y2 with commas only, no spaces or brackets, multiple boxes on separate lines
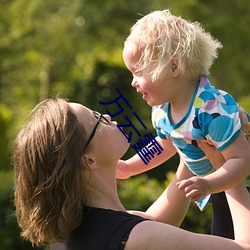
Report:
13,98,88,246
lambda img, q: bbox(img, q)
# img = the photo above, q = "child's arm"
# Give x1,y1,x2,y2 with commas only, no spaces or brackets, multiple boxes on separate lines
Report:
116,136,177,179
178,132,250,201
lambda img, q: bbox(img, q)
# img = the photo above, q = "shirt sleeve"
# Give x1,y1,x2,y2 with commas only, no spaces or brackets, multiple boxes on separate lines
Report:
197,90,241,150
151,106,169,140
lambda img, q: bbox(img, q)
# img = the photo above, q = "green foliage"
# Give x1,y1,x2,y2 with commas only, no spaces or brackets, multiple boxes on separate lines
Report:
185,1,250,100
1,0,249,162
0,0,248,248
239,95,250,113
118,174,163,210
0,104,13,170
0,171,44,249
183,202,212,234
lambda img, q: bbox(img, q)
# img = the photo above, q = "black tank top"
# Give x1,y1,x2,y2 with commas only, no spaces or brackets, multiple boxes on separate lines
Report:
66,206,148,250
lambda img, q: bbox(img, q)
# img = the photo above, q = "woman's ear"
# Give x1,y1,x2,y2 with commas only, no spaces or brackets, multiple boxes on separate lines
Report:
170,57,180,77
82,155,97,169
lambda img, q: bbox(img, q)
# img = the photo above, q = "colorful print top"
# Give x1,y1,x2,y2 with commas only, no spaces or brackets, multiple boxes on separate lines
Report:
152,75,241,176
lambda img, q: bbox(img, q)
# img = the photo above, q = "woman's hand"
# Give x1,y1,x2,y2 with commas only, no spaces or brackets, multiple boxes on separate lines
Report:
239,107,250,140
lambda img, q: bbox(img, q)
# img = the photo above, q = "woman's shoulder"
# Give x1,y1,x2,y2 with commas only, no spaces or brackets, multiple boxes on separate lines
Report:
66,206,148,250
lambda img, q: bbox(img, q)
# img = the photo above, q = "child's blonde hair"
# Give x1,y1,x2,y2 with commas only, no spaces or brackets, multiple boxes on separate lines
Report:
125,9,222,81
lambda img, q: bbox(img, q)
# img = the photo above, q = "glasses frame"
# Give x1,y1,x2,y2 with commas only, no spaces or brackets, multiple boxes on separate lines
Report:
84,111,110,151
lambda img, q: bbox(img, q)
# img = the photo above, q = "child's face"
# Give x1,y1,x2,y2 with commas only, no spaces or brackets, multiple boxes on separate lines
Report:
123,43,172,106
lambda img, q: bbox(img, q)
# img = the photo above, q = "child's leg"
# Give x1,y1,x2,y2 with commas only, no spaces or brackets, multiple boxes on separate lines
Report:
211,192,234,239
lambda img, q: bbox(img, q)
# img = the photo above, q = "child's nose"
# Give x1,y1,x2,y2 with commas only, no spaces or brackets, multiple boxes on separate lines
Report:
131,78,138,88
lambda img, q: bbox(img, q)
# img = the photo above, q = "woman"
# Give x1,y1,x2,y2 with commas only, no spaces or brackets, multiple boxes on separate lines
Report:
13,98,250,249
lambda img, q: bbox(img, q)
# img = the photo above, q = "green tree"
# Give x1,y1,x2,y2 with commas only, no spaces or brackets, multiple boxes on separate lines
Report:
185,0,250,100
0,1,249,248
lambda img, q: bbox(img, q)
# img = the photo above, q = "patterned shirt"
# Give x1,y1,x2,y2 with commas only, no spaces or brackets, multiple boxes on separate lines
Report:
152,75,241,176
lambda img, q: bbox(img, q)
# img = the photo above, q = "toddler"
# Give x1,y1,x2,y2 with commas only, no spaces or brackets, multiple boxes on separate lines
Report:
118,9,250,238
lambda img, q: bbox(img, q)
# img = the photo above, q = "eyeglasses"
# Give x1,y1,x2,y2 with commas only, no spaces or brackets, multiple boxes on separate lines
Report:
84,111,110,151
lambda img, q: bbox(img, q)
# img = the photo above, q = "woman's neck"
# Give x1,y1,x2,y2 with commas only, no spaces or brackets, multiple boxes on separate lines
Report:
84,165,126,212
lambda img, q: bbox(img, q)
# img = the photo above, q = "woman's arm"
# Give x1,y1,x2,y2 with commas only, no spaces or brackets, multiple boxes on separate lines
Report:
225,184,250,245
145,159,192,226
125,183,250,250
239,108,250,137
128,159,193,226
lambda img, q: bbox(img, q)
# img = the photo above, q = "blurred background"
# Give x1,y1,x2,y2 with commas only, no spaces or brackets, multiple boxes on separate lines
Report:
0,0,249,249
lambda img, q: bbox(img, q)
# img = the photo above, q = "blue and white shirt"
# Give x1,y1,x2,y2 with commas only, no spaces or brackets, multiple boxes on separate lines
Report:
152,75,242,176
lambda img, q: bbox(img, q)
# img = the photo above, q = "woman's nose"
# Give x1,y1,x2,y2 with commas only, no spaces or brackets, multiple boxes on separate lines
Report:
103,114,112,123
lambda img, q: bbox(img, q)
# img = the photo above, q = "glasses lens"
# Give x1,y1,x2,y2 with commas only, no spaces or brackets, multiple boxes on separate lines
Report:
93,111,109,124
93,111,101,120
84,112,110,152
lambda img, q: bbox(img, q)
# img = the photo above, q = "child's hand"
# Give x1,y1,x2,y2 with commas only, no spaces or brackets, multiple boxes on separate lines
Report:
116,160,131,179
177,176,211,202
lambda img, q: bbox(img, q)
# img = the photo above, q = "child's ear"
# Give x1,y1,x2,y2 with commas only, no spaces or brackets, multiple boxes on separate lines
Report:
171,63,177,72
171,57,180,77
